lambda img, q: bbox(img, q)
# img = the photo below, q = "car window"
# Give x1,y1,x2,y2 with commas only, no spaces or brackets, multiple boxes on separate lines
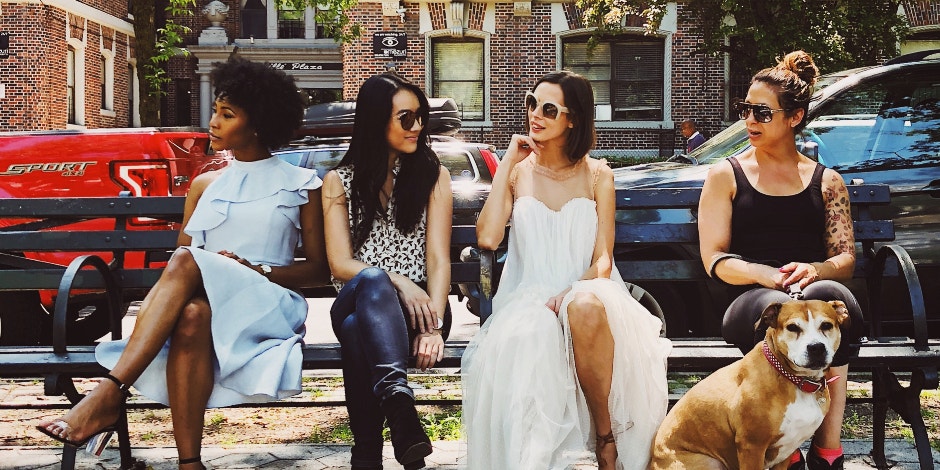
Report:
437,149,478,182
807,69,940,172
276,150,306,167
309,149,346,178
689,120,751,165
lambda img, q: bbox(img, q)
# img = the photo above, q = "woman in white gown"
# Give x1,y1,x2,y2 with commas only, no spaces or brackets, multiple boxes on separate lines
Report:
462,71,672,470
36,57,329,469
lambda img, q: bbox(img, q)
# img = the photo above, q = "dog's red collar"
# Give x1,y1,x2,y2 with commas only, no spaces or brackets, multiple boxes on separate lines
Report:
762,341,839,393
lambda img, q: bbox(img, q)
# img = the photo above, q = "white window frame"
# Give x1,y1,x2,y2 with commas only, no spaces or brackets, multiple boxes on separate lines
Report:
66,38,86,128
100,49,115,115
128,58,140,127
425,30,491,126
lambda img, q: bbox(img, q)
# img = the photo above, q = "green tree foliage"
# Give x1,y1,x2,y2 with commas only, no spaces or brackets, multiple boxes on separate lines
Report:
578,0,910,74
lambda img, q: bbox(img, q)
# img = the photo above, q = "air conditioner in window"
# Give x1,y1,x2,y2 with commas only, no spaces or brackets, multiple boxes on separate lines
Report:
596,105,612,121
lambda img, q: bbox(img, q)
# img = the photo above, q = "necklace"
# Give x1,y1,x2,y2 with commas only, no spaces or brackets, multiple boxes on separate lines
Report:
532,158,585,181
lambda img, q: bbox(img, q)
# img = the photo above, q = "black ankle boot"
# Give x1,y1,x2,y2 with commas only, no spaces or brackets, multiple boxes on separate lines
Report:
787,449,806,470
380,393,431,469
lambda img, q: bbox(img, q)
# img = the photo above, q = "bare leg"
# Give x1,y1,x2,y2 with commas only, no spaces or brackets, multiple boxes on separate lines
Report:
814,365,848,448
167,298,213,469
567,292,616,470
37,248,204,444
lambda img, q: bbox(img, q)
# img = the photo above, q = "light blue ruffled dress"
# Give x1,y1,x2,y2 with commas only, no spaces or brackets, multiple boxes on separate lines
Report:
96,157,322,408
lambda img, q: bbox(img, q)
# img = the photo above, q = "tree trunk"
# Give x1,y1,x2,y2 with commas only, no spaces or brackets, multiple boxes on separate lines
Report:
131,0,160,126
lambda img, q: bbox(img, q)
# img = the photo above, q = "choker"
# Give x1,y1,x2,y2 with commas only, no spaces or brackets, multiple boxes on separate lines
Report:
532,158,584,181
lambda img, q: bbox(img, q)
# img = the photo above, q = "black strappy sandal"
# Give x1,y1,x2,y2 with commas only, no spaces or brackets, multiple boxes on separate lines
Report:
35,373,131,454
595,430,617,468
179,455,206,469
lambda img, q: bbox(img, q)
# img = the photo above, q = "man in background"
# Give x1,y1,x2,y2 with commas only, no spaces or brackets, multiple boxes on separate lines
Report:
681,120,706,154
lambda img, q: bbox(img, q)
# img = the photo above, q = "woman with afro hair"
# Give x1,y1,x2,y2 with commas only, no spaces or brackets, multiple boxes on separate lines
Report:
37,56,329,469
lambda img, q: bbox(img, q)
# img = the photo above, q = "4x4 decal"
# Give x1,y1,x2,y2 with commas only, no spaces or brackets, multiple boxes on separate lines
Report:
0,161,96,177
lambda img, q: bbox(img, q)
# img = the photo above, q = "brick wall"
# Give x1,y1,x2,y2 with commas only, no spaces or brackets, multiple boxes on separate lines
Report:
0,1,133,131
669,1,725,151
904,0,940,27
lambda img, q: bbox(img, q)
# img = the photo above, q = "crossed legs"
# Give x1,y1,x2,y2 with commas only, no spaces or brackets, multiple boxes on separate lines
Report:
567,292,617,470
37,248,211,468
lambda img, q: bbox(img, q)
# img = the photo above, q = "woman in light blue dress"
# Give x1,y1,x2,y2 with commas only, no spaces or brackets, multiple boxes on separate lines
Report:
36,57,328,469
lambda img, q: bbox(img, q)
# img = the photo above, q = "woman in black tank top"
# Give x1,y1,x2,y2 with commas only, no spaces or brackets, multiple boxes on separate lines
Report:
698,51,862,470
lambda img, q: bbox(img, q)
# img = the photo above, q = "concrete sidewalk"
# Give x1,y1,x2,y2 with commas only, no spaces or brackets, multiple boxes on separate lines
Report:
0,438,937,469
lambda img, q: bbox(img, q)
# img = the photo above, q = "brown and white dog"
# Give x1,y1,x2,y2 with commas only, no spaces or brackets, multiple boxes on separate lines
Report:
649,299,851,470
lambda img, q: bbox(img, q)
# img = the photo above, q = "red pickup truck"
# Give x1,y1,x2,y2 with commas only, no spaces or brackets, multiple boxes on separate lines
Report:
0,127,225,345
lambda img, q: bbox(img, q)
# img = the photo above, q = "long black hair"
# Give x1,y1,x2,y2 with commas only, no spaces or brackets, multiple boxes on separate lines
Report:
339,73,441,251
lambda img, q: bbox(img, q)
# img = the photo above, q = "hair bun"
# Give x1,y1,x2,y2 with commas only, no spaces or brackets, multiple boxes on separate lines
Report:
778,50,818,86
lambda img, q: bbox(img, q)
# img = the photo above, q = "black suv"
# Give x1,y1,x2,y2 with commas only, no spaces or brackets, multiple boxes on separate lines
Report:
613,50,940,336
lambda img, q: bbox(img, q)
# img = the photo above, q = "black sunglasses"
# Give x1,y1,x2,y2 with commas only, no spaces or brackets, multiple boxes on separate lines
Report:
733,102,788,123
525,92,569,120
395,109,425,130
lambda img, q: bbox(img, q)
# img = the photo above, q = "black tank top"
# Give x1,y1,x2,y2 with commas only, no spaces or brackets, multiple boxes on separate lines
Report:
728,156,828,267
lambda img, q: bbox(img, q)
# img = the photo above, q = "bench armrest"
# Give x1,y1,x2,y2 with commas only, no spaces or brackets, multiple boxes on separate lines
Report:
866,244,929,350
53,255,122,354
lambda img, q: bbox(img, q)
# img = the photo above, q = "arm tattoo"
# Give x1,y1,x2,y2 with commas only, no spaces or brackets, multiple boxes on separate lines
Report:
823,173,855,259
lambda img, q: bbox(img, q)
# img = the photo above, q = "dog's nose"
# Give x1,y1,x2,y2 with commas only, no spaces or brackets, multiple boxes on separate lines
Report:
807,342,826,356
805,342,828,368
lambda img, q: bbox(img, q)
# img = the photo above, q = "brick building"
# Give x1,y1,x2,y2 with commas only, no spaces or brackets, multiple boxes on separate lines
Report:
3,0,940,155
0,0,138,131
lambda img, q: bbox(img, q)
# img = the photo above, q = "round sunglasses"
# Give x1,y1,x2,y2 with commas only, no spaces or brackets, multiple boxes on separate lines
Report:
394,109,425,130
733,101,788,123
525,92,569,120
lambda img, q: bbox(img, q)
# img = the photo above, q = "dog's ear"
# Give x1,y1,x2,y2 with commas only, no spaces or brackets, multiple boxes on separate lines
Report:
758,303,783,330
828,300,851,327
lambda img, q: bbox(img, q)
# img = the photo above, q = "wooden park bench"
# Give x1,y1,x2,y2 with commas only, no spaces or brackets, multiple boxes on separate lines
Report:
0,183,937,469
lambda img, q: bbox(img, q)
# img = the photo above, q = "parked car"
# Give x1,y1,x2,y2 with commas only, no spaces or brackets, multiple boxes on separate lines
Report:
612,51,940,337
275,97,500,221
0,127,227,345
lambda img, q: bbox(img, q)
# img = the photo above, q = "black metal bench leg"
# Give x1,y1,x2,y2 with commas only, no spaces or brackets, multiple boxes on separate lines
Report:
871,368,890,470
116,409,137,469
60,445,77,470
879,367,937,470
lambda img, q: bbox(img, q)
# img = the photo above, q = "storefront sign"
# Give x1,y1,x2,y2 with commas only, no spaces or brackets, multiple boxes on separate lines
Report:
268,62,341,71
0,33,10,59
373,32,407,58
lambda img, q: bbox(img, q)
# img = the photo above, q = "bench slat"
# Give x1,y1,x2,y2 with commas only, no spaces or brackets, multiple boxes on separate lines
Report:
0,231,179,251
0,197,186,218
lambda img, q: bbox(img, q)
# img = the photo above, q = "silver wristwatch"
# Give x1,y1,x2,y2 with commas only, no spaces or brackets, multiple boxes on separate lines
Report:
258,264,272,278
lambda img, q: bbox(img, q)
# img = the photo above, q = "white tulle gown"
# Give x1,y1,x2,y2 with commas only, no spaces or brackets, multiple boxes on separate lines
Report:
462,163,672,470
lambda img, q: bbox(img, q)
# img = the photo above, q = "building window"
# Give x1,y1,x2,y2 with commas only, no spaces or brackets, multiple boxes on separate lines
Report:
277,0,304,39
563,36,665,121
100,52,114,112
67,46,76,124
432,38,484,121
727,35,755,121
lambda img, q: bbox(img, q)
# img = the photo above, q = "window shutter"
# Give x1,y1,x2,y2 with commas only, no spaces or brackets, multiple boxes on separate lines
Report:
562,42,611,105
612,40,663,119
433,41,484,120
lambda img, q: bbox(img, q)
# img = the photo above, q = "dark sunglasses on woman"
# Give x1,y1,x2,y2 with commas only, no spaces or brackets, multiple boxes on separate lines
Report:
525,92,569,120
395,109,425,130
733,102,788,123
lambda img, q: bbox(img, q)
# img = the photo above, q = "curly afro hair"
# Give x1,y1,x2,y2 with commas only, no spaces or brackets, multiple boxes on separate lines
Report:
209,56,304,149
